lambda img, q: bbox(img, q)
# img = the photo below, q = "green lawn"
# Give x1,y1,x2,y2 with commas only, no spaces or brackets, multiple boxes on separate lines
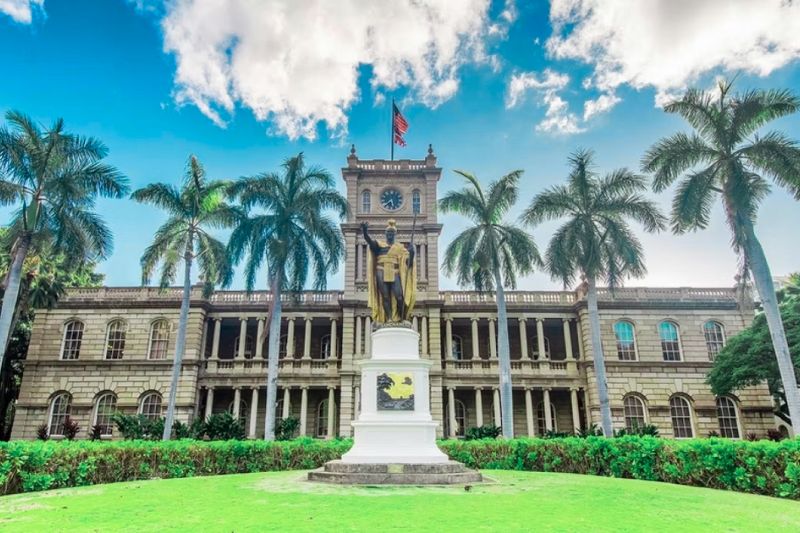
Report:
1,470,799,532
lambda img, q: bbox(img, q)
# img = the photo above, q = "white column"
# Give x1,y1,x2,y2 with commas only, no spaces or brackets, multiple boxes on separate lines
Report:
330,319,338,359
447,387,457,438
525,388,534,436
286,318,296,358
471,318,480,359
211,319,222,359
493,388,501,427
475,388,484,427
355,316,362,357
445,318,454,359
204,387,214,419
412,316,419,332
354,386,360,415
237,318,248,358
489,319,497,359
232,387,241,418
576,317,585,359
364,317,372,356
282,387,291,419
255,318,265,359
543,388,553,431
326,387,336,439
537,319,547,359
299,387,308,436
519,318,529,359
421,316,429,356
248,388,258,438
563,319,574,360
303,317,312,359
570,387,581,433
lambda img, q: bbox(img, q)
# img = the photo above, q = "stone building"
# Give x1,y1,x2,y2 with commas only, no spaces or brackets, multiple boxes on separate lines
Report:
11,148,775,440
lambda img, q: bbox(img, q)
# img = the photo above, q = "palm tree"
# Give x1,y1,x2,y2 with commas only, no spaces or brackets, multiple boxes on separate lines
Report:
0,111,128,375
439,170,541,439
132,155,236,440
227,153,347,440
642,79,800,432
522,150,666,436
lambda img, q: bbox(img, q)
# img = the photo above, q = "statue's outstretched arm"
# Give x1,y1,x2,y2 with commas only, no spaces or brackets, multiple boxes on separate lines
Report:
361,222,379,253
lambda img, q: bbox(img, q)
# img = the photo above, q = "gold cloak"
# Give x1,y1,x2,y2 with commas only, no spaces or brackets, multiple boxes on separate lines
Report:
366,240,416,323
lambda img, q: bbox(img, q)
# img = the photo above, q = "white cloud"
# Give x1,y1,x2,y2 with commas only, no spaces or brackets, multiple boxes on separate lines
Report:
506,69,583,135
547,0,800,109
0,0,43,23
157,0,501,140
583,92,620,121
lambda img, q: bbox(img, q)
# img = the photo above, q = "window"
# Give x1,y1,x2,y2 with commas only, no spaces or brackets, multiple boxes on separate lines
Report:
320,334,332,359
669,396,694,438
361,190,371,213
228,399,249,428
148,320,170,360
451,335,463,360
444,399,467,437
704,321,726,360
659,321,682,361
279,334,288,359
614,321,637,360
530,336,551,359
276,399,284,422
623,395,647,431
412,189,421,214
536,402,558,434
48,392,72,437
716,396,740,438
316,399,336,438
234,335,254,359
61,320,84,360
139,392,163,420
105,320,127,360
93,392,117,436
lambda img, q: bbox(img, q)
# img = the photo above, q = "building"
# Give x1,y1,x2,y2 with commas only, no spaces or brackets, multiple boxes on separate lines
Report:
11,147,775,441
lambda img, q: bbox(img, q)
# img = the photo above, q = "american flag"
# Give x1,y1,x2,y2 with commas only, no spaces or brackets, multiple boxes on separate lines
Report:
393,103,408,147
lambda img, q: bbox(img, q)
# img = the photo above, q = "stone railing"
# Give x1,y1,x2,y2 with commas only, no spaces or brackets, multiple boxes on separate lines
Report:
349,159,431,171
63,286,190,302
61,287,343,306
592,287,737,303
442,359,579,377
209,291,342,305
202,358,340,376
440,291,577,306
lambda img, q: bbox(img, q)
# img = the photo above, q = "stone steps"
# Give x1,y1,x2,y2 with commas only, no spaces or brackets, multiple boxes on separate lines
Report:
308,461,483,485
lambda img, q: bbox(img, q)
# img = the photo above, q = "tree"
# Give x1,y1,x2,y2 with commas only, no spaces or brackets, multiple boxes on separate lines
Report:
227,153,347,440
642,79,800,432
132,155,236,440
439,170,541,439
522,150,665,436
0,111,128,382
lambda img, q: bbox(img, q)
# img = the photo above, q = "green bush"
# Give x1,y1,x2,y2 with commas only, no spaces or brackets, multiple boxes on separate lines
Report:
465,425,502,440
276,417,300,441
112,413,164,440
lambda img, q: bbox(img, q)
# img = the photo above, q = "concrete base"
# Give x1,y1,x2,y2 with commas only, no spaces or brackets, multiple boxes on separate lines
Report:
309,460,483,485
344,419,447,463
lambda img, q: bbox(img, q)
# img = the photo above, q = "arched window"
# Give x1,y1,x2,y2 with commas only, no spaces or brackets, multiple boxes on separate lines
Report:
716,396,740,438
412,189,421,215
704,321,726,360
48,392,72,437
444,399,467,437
316,399,337,438
451,335,464,360
659,321,682,361
669,395,694,438
614,321,637,360
93,392,117,436
148,320,170,360
105,320,127,360
361,190,371,213
234,335,254,359
536,402,558,434
530,336,551,359
320,334,332,359
623,395,647,431
139,392,163,420
61,320,84,360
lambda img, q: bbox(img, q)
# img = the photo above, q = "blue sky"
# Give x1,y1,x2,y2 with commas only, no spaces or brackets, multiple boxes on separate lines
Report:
1,0,799,291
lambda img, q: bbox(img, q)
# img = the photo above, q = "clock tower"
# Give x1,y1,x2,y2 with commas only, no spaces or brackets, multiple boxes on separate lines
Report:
341,144,442,301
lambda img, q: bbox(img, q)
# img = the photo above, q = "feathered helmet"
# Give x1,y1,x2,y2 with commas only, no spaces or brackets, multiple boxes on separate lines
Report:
385,219,397,234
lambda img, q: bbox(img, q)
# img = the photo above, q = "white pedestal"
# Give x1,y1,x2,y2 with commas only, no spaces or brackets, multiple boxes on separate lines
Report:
342,326,448,464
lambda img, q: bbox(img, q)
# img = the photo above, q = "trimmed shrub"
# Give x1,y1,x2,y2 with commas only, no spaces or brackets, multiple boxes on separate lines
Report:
465,425,502,440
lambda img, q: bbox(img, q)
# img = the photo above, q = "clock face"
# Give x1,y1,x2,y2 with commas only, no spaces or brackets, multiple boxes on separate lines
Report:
380,188,404,211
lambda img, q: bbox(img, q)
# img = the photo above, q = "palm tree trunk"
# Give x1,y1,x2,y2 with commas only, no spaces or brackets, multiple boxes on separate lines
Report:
0,235,31,373
741,221,800,433
162,246,194,440
264,273,282,441
586,275,613,437
493,269,514,439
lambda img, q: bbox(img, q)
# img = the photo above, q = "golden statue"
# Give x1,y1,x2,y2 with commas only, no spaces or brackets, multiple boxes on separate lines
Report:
361,219,416,323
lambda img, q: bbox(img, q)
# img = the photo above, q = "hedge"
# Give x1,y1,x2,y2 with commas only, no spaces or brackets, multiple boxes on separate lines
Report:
1,436,799,499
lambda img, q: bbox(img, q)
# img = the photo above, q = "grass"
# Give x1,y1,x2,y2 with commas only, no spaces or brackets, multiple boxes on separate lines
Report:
1,470,799,532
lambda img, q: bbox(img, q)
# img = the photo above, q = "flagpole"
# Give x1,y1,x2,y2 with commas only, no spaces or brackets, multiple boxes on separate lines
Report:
390,98,395,161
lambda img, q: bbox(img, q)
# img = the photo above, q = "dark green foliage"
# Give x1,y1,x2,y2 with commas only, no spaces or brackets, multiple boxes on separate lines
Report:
203,413,244,441
576,423,604,438
767,428,787,441
113,414,165,441
543,430,574,439
172,418,206,440
89,425,103,441
62,417,79,440
465,425,502,440
275,417,299,441
613,424,660,438
35,423,48,441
